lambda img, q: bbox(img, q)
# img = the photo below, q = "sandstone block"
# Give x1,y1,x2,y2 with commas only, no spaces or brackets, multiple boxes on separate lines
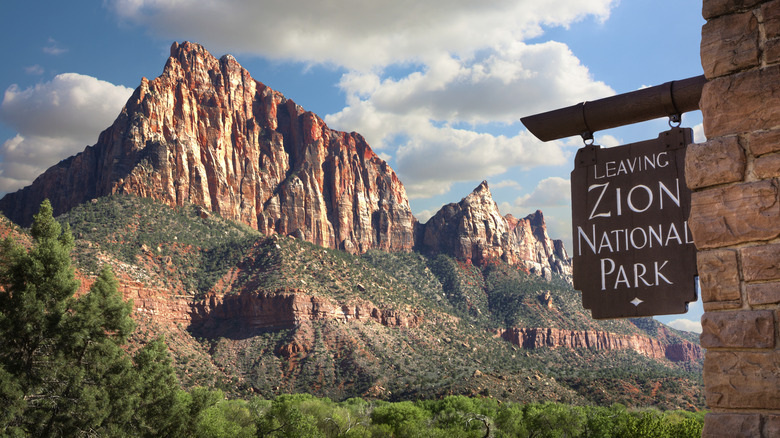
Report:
746,282,780,305
701,10,759,78
685,137,745,189
754,153,780,179
764,414,780,438
703,300,743,311
700,310,775,348
704,351,780,409
701,413,760,438
703,0,763,20
765,38,780,66
747,129,780,157
762,0,780,39
697,249,741,303
741,242,780,281
701,66,780,138
689,180,780,248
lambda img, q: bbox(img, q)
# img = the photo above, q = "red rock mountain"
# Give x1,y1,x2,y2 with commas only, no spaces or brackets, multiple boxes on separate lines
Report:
0,42,414,254
420,181,572,278
0,41,569,276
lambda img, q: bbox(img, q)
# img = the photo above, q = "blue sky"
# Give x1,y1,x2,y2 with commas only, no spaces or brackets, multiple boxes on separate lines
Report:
0,0,705,332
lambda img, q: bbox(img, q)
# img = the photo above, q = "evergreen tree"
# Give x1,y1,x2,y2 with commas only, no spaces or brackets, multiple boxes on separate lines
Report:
0,200,184,436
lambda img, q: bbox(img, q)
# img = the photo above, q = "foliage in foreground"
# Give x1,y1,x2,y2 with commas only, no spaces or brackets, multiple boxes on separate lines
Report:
218,392,705,438
0,201,185,436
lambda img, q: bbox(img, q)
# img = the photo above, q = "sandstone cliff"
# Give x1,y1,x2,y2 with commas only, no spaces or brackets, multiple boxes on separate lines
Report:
419,181,571,278
498,327,703,362
0,42,414,254
0,42,570,278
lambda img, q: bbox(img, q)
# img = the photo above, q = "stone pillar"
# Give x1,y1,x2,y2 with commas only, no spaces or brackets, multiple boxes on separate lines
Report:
690,1,780,436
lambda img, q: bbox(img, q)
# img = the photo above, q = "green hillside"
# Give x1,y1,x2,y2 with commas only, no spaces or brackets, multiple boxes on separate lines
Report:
54,194,703,410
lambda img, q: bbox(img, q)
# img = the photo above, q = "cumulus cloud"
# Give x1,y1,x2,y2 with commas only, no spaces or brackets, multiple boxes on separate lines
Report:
112,0,616,70
665,318,702,334
397,127,567,199
0,73,133,193
511,177,570,210
108,0,618,201
491,180,522,190
324,42,611,199
330,42,614,131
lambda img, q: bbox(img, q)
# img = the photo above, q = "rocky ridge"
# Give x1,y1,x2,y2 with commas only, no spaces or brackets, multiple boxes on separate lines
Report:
0,42,570,279
420,181,571,278
0,41,415,254
498,327,702,362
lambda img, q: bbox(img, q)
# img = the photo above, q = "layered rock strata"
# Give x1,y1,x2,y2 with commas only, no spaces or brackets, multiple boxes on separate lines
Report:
0,42,414,254
419,181,571,278
498,327,703,362
0,42,570,278
191,289,421,331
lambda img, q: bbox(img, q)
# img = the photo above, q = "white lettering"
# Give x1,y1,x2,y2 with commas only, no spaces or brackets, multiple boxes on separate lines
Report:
599,232,614,253
665,223,682,246
634,263,653,287
658,178,681,209
615,265,631,289
654,261,673,285
656,152,669,167
588,183,611,219
601,258,615,290
577,225,597,256
630,227,648,249
627,185,653,213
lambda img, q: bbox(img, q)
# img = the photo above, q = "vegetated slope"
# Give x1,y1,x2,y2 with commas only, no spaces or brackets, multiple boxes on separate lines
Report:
50,194,703,410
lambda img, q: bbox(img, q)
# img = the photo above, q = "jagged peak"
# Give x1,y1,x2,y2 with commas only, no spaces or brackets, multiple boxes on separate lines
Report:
472,180,490,195
169,41,210,59
525,210,545,226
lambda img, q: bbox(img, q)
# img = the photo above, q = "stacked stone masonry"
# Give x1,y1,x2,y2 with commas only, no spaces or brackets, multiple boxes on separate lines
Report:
695,1,780,436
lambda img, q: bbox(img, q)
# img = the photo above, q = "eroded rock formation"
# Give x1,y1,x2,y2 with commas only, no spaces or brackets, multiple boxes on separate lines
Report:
191,289,421,332
419,181,571,278
498,327,702,362
0,42,414,254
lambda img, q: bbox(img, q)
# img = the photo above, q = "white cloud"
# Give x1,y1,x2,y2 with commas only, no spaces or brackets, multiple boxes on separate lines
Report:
25,65,44,75
665,318,702,334
0,73,133,193
692,122,706,143
396,127,567,199
511,176,570,210
112,0,616,70
491,180,522,190
108,0,618,202
328,43,614,143
42,38,68,56
415,209,436,224
594,134,622,148
324,42,612,199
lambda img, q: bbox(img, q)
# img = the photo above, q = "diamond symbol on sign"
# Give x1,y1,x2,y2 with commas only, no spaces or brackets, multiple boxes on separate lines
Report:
630,297,643,307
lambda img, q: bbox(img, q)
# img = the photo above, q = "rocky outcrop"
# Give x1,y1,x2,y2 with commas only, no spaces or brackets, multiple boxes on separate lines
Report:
0,41,414,254
0,41,571,276
419,181,571,278
498,327,702,362
190,289,421,332
507,210,571,278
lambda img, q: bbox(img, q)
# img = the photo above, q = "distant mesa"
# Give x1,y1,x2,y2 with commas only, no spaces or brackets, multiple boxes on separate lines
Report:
0,41,570,278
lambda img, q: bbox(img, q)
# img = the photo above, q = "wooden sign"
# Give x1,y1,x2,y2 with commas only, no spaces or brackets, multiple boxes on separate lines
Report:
570,127,697,319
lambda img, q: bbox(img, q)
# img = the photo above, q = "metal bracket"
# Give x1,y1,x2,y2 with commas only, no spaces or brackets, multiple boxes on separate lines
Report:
661,127,692,150
575,144,599,167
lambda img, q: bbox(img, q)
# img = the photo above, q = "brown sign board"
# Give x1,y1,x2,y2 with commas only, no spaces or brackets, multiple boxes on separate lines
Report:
570,127,697,319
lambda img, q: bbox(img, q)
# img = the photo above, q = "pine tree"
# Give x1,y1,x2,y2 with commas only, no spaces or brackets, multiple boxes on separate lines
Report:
0,200,185,436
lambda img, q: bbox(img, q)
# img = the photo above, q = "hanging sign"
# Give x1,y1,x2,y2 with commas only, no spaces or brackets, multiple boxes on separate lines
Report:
570,127,697,319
